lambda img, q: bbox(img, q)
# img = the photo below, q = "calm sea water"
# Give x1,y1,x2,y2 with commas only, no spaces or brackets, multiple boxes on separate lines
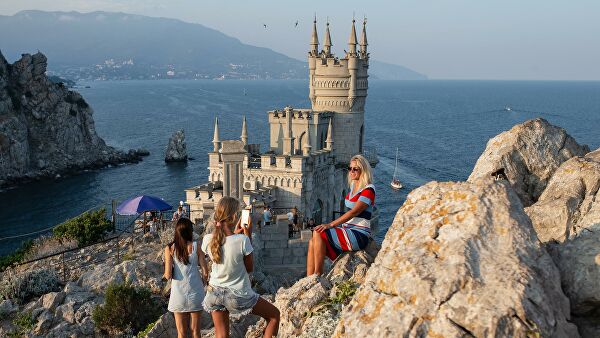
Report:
1,80,599,255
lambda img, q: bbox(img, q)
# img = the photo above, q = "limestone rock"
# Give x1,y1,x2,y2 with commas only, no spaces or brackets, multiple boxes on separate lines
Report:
55,301,76,323
78,316,95,336
334,180,578,338
0,51,146,189
146,312,178,338
547,228,600,317
34,309,54,335
525,149,600,242
41,291,65,311
165,129,188,162
74,301,95,323
274,275,331,337
78,259,164,292
468,118,589,206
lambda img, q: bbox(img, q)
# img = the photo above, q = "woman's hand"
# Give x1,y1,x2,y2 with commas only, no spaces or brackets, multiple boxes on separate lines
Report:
315,223,331,233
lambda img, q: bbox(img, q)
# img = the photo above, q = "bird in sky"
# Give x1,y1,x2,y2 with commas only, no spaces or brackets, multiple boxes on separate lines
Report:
263,23,267,28
295,20,299,27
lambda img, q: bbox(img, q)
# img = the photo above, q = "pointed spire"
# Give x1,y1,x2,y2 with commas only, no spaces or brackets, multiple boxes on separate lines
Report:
310,15,319,54
303,123,312,156
323,20,332,55
325,118,334,150
360,17,368,55
348,19,357,54
240,116,248,147
212,117,220,152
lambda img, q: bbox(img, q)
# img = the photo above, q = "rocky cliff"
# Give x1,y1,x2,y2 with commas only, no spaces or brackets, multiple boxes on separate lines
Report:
0,51,145,188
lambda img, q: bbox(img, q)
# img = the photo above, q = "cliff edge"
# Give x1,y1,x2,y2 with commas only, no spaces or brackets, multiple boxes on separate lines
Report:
0,51,145,188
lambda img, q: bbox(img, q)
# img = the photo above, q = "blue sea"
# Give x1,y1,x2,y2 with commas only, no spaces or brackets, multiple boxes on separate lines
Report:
1,80,599,255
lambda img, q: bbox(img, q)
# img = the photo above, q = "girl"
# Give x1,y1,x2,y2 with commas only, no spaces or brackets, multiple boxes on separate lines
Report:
164,217,209,338
202,197,280,338
307,154,376,276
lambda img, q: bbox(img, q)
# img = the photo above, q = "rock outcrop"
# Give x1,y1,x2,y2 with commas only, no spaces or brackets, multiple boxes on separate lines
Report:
334,180,578,337
164,129,188,162
0,51,147,188
246,241,379,338
524,148,600,337
468,118,589,206
525,149,600,242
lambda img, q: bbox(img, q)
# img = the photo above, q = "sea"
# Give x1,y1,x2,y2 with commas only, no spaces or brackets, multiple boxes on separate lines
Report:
1,80,599,255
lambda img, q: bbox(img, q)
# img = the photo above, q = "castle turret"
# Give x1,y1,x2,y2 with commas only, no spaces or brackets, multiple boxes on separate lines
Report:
212,117,221,152
360,18,368,57
348,19,357,55
325,118,334,151
323,22,332,56
303,122,312,156
240,116,248,147
310,16,319,55
306,18,369,164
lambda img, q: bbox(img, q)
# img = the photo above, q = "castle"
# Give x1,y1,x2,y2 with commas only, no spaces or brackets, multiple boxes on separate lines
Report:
185,18,376,226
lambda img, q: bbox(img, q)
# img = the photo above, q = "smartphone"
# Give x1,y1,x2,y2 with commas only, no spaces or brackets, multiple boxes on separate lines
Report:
241,209,250,229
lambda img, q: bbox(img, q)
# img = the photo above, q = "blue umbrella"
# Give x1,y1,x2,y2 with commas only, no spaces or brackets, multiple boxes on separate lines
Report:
116,195,173,215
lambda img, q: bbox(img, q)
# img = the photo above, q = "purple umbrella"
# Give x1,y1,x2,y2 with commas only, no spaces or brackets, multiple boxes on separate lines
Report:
116,195,173,215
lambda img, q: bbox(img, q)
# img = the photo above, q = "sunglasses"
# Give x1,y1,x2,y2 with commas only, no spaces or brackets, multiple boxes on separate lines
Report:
348,166,361,173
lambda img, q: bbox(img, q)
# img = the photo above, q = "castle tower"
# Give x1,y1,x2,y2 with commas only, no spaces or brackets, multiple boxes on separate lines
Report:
308,19,369,164
240,116,248,147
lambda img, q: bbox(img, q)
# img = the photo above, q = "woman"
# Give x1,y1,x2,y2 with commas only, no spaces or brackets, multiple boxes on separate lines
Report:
172,205,187,222
202,197,280,338
307,154,375,276
164,218,209,338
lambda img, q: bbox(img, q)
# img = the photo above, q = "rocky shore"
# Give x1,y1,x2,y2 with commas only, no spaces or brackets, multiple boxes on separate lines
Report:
0,51,148,189
1,118,599,337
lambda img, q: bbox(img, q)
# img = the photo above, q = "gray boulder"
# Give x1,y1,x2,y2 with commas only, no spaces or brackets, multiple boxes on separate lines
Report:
334,180,578,337
526,149,600,242
165,129,188,162
468,118,589,206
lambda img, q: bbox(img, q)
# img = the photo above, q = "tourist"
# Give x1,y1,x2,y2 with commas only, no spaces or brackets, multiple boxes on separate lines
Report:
262,205,272,226
202,197,280,338
163,218,209,338
172,205,188,222
292,206,299,232
307,218,316,230
306,154,375,276
286,209,294,238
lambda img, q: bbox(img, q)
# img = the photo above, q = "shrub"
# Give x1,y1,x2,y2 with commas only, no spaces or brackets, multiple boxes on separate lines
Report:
137,319,158,337
8,311,35,337
0,268,60,303
0,240,34,270
305,280,358,318
92,282,162,335
53,208,114,247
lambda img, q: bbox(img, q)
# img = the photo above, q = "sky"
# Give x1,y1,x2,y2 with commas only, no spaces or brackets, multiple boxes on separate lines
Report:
1,0,599,80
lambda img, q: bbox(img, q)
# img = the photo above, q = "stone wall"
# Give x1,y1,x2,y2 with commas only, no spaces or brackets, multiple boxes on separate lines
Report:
256,216,309,273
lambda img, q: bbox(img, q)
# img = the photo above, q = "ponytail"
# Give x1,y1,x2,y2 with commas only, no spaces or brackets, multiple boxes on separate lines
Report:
210,197,240,264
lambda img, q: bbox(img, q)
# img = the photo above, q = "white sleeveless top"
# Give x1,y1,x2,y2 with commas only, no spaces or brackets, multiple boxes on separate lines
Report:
168,241,205,312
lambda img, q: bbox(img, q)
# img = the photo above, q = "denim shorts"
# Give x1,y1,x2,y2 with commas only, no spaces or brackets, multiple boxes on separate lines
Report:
202,285,259,319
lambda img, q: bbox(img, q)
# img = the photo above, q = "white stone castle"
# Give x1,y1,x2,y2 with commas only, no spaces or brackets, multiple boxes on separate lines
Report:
185,18,376,225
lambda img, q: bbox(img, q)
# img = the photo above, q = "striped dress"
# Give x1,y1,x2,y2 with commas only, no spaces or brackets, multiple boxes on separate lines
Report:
320,183,375,260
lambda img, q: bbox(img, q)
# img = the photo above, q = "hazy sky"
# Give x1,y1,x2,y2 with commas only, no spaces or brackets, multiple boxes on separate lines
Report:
1,0,599,80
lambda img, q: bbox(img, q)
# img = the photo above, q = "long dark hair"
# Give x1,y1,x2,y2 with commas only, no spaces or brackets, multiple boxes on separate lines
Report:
173,217,194,265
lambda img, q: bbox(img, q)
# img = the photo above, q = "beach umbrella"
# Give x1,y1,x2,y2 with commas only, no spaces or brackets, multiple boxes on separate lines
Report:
116,195,173,215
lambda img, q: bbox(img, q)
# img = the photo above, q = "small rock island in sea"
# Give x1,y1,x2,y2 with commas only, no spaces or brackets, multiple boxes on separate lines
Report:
164,129,188,162
0,51,148,188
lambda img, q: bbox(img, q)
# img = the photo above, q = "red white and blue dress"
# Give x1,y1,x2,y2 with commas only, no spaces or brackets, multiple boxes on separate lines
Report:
320,183,375,260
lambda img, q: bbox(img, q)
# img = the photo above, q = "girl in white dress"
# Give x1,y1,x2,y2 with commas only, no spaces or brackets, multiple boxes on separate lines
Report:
164,218,209,338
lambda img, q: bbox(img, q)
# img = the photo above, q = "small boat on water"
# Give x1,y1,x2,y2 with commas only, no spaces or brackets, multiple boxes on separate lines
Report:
504,106,512,112
390,147,403,190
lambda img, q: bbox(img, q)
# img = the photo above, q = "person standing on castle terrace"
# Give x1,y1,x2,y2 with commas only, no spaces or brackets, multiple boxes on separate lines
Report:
306,154,375,276
202,197,280,338
163,217,209,338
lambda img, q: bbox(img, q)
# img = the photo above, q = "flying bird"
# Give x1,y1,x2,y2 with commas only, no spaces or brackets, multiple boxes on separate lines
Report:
263,23,267,28
295,20,299,27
